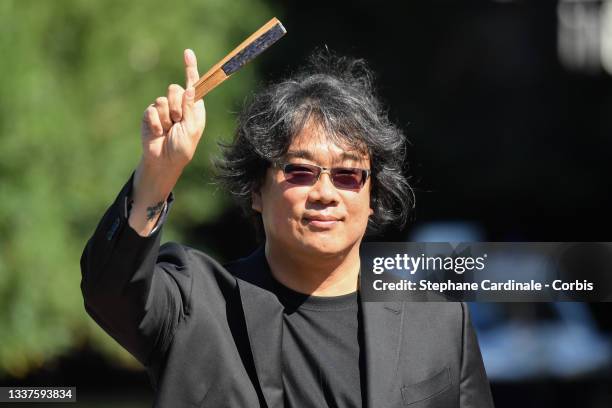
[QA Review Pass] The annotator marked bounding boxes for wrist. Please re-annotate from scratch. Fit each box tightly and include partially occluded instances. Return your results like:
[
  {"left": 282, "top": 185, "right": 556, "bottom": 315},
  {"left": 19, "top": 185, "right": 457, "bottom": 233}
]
[
  {"left": 128, "top": 161, "right": 177, "bottom": 237},
  {"left": 135, "top": 157, "right": 183, "bottom": 197}
]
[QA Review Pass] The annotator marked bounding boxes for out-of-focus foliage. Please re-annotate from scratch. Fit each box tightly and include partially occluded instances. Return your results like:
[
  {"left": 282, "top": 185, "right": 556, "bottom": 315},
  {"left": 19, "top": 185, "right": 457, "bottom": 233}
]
[{"left": 0, "top": 0, "right": 273, "bottom": 377}]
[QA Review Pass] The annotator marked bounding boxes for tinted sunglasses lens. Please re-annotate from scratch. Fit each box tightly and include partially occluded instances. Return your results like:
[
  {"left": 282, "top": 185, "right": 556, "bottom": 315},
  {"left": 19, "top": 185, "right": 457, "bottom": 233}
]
[
  {"left": 331, "top": 169, "right": 364, "bottom": 189},
  {"left": 284, "top": 164, "right": 319, "bottom": 185}
]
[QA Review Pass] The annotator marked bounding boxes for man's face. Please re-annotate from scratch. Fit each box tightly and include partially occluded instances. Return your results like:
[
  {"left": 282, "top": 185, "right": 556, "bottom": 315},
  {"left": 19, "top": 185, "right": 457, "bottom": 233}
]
[{"left": 252, "top": 121, "right": 374, "bottom": 257}]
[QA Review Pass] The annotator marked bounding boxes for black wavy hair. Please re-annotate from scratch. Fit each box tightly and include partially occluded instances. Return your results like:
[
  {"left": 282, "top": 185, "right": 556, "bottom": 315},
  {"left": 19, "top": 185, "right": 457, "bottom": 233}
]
[{"left": 214, "top": 48, "right": 413, "bottom": 240}]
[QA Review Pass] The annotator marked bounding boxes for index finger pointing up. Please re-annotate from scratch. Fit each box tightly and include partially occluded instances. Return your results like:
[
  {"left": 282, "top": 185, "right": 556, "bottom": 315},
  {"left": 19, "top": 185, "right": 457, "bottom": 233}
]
[{"left": 184, "top": 49, "right": 200, "bottom": 89}]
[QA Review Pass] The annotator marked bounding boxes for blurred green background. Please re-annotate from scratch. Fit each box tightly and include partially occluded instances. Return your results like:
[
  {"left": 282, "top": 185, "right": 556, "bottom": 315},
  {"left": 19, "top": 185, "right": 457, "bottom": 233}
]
[{"left": 0, "top": 0, "right": 275, "bottom": 381}]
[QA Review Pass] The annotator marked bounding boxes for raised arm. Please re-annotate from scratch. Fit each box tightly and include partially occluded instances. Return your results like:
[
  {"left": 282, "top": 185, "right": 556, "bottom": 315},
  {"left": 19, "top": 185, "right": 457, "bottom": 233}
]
[
  {"left": 81, "top": 50, "right": 206, "bottom": 366},
  {"left": 130, "top": 48, "right": 206, "bottom": 236}
]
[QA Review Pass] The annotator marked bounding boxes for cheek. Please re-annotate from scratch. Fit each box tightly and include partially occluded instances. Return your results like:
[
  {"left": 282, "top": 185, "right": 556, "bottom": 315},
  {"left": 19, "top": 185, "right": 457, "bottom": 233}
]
[
  {"left": 346, "top": 192, "right": 372, "bottom": 218},
  {"left": 344, "top": 194, "right": 373, "bottom": 233},
  {"left": 263, "top": 187, "right": 305, "bottom": 229}
]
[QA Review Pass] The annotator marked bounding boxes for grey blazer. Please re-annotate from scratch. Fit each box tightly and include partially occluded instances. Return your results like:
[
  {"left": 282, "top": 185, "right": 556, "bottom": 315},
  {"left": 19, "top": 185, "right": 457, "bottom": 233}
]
[{"left": 80, "top": 177, "right": 495, "bottom": 408}]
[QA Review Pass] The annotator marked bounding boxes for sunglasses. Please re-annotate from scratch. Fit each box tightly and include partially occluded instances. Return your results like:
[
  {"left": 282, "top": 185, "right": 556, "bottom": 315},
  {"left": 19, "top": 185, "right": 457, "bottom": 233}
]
[{"left": 276, "top": 162, "right": 371, "bottom": 190}]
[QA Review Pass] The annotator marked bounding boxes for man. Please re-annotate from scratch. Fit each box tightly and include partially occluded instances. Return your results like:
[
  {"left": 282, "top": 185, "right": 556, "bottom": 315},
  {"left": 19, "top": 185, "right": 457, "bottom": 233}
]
[{"left": 81, "top": 48, "right": 494, "bottom": 407}]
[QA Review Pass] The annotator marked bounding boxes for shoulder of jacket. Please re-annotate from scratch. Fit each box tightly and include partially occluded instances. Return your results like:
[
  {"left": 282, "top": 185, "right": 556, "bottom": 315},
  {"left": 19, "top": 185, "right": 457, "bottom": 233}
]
[{"left": 158, "top": 242, "right": 234, "bottom": 279}]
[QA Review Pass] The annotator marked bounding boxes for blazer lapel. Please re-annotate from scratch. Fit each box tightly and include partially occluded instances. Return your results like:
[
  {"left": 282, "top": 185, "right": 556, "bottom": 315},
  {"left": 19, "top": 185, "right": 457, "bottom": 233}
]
[
  {"left": 228, "top": 246, "right": 406, "bottom": 408},
  {"left": 228, "top": 247, "right": 284, "bottom": 408},
  {"left": 361, "top": 300, "right": 405, "bottom": 408}
]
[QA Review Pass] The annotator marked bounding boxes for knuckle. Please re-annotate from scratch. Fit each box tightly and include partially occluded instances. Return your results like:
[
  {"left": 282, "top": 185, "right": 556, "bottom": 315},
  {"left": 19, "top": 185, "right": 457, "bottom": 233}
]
[
  {"left": 152, "top": 121, "right": 163, "bottom": 133},
  {"left": 156, "top": 105, "right": 169, "bottom": 118},
  {"left": 144, "top": 106, "right": 156, "bottom": 118},
  {"left": 168, "top": 83, "right": 183, "bottom": 93},
  {"left": 155, "top": 96, "right": 167, "bottom": 106},
  {"left": 160, "top": 114, "right": 172, "bottom": 125}
]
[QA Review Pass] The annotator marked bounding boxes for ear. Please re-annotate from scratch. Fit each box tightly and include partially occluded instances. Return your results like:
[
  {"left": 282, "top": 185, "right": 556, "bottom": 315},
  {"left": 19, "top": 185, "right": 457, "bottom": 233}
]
[{"left": 252, "top": 189, "right": 263, "bottom": 213}]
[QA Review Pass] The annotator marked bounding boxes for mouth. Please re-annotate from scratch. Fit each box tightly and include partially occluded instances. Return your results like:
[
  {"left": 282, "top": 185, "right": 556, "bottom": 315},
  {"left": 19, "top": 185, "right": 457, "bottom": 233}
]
[{"left": 303, "top": 215, "right": 342, "bottom": 229}]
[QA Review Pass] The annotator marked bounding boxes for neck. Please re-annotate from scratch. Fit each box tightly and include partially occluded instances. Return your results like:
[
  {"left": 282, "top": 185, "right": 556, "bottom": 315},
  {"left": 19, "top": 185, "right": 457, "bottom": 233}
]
[{"left": 265, "top": 241, "right": 361, "bottom": 296}]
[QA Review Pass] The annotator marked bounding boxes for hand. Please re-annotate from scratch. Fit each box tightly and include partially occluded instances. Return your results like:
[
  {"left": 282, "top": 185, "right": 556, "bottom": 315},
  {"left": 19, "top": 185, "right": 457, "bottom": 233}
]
[{"left": 140, "top": 49, "right": 206, "bottom": 172}]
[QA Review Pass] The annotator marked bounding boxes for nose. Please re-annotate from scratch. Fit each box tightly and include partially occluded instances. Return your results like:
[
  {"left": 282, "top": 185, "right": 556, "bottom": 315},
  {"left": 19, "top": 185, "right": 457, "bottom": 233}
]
[{"left": 308, "top": 172, "right": 340, "bottom": 204}]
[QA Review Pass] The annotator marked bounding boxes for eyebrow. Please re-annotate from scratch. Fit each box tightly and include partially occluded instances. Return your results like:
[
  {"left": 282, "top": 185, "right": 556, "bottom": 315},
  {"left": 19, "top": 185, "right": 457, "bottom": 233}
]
[{"left": 285, "top": 149, "right": 366, "bottom": 163}]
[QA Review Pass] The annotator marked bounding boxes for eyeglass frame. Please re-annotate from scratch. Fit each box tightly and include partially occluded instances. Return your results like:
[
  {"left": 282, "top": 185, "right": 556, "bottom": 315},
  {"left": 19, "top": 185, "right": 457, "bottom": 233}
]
[{"left": 272, "top": 161, "right": 372, "bottom": 190}]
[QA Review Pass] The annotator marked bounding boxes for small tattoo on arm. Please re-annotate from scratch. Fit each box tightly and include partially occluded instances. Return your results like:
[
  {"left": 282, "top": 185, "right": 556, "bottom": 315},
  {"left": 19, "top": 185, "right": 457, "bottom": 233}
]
[{"left": 146, "top": 201, "right": 165, "bottom": 221}]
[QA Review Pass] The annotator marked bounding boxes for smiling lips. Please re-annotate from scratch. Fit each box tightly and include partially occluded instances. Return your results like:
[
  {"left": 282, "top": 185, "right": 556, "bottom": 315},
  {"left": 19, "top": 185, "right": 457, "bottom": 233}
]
[{"left": 303, "top": 214, "right": 342, "bottom": 229}]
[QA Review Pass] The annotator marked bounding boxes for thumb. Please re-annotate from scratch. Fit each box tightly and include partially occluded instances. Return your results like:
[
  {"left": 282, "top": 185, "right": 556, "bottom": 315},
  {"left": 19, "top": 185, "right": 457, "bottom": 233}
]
[{"left": 181, "top": 87, "right": 195, "bottom": 125}]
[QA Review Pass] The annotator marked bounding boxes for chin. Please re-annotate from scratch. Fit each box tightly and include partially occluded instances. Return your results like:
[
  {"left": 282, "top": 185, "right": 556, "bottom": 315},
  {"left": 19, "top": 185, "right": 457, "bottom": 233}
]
[{"left": 299, "top": 236, "right": 352, "bottom": 257}]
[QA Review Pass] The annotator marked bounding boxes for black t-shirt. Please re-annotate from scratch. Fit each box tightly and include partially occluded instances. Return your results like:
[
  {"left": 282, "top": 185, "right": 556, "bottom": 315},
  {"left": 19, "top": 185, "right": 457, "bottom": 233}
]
[{"left": 269, "top": 276, "right": 364, "bottom": 408}]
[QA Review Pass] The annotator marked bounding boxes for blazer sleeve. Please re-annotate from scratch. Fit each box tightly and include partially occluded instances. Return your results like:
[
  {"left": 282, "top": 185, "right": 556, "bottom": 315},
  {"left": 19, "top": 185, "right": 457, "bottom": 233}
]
[
  {"left": 80, "top": 174, "right": 193, "bottom": 366},
  {"left": 459, "top": 302, "right": 495, "bottom": 408}
]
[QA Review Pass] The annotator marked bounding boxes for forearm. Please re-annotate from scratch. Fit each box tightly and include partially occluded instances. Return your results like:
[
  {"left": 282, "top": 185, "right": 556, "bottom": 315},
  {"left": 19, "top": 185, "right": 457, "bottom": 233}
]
[
  {"left": 129, "top": 158, "right": 183, "bottom": 236},
  {"left": 80, "top": 172, "right": 181, "bottom": 364}
]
